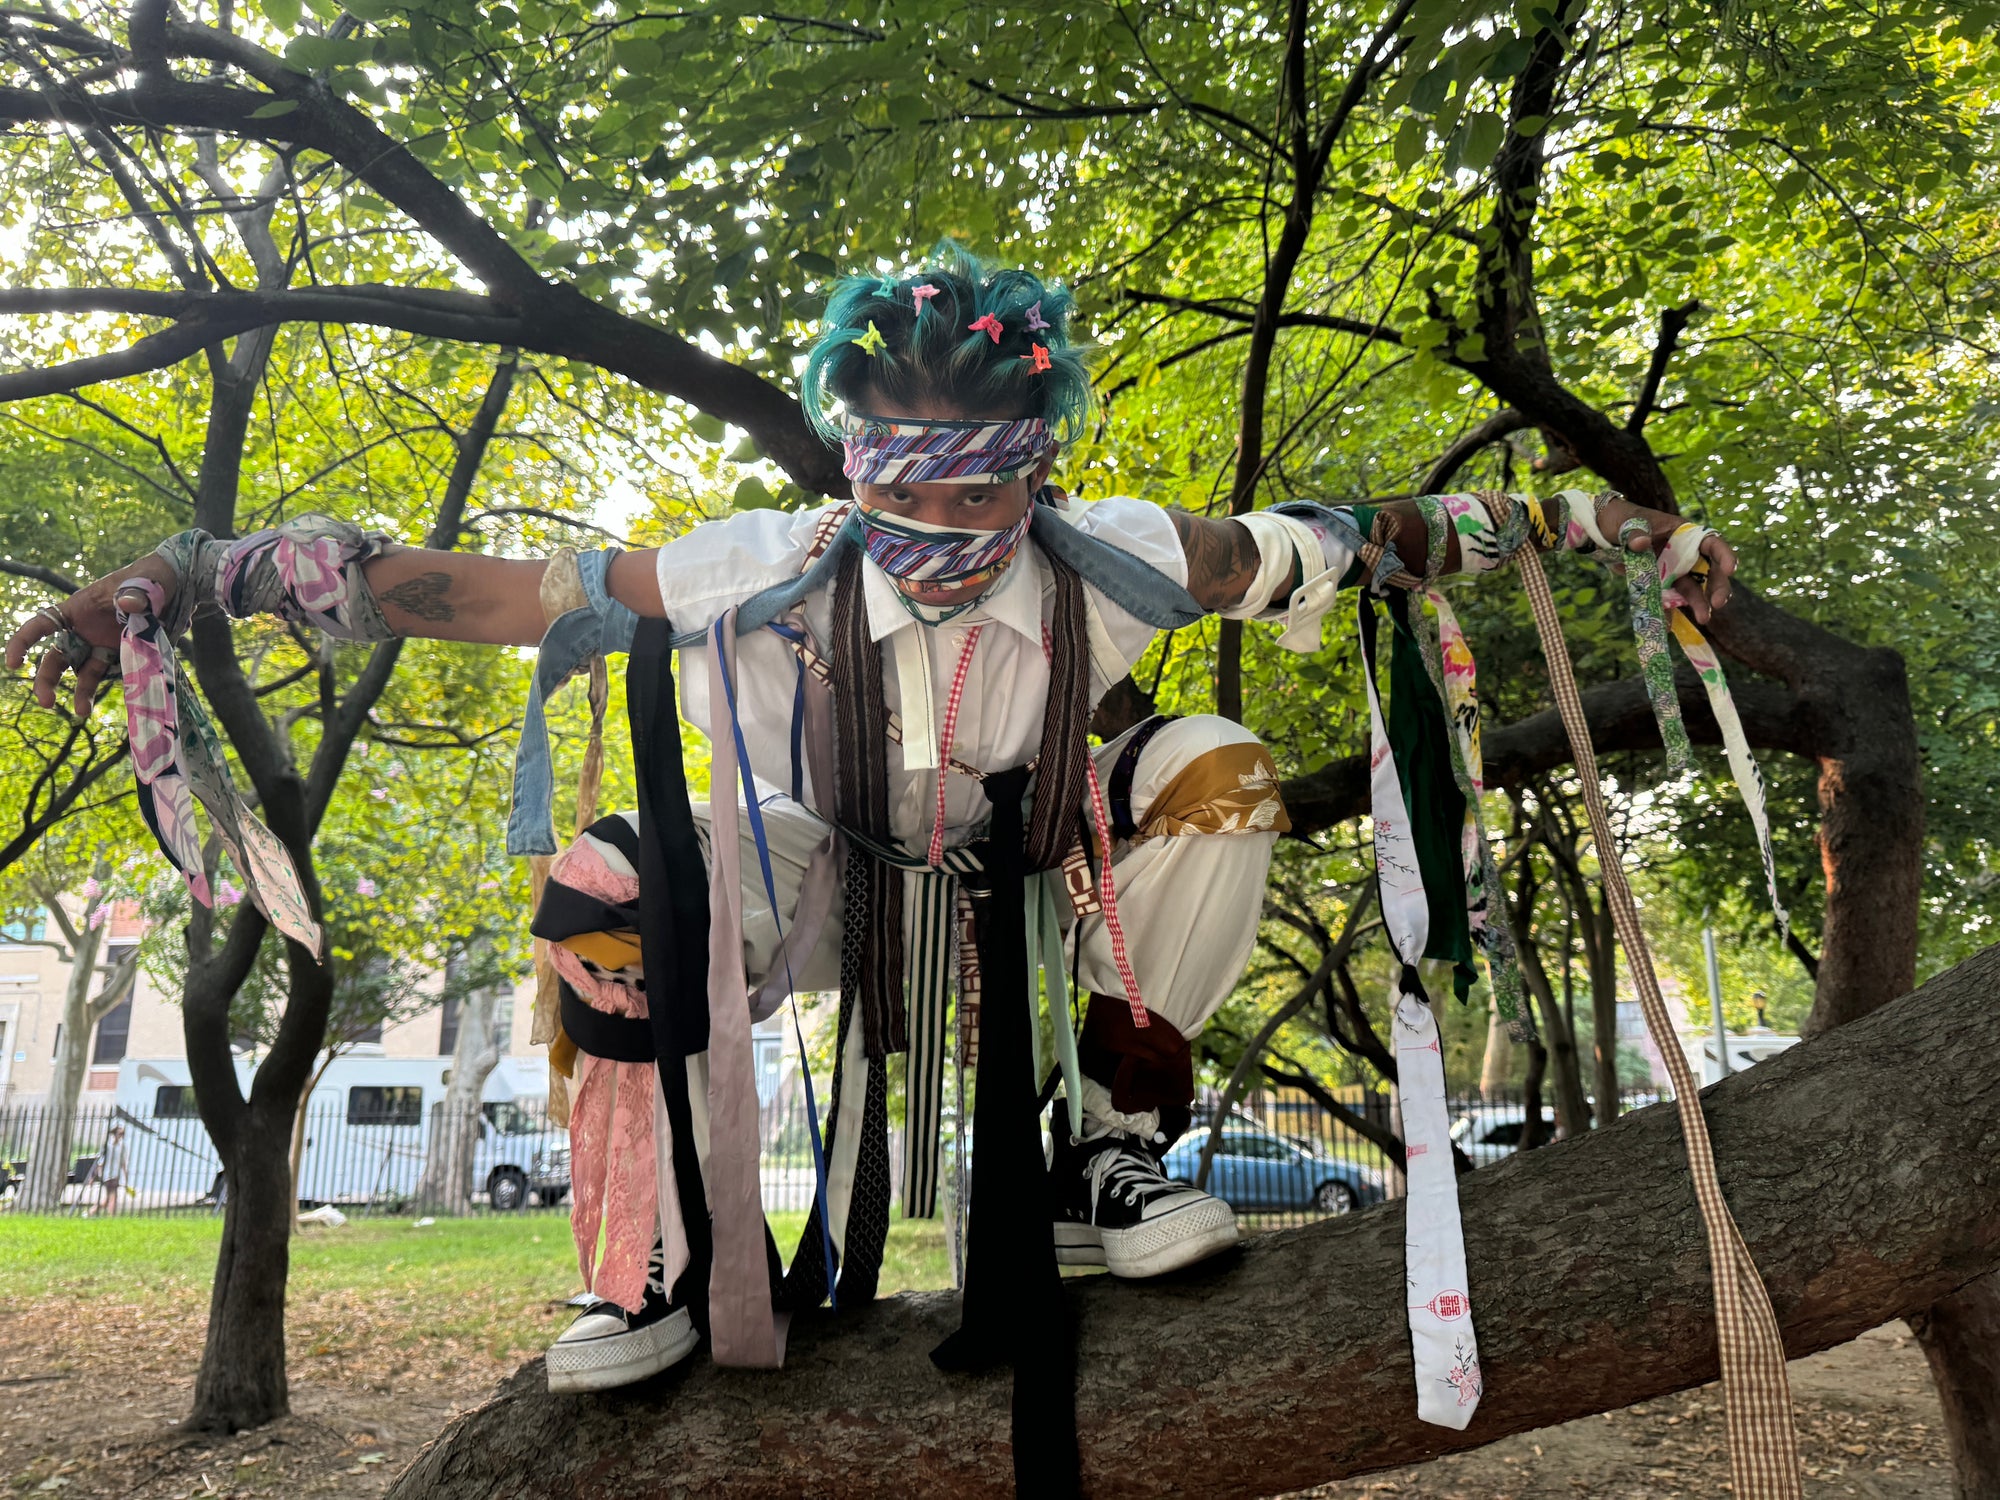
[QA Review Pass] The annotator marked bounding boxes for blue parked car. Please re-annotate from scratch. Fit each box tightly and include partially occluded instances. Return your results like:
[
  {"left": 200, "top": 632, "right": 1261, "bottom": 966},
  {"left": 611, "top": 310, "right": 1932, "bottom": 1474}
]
[{"left": 1162, "top": 1124, "right": 1386, "bottom": 1214}]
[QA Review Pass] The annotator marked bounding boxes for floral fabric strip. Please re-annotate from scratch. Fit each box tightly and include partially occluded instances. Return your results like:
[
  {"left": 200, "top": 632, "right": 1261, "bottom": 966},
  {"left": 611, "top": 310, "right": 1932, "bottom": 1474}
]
[
  {"left": 118, "top": 579, "right": 209, "bottom": 907},
  {"left": 1417, "top": 588, "right": 1530, "bottom": 1026},
  {"left": 1358, "top": 596, "right": 1482, "bottom": 1431},
  {"left": 1665, "top": 608, "right": 1792, "bottom": 938},
  {"left": 117, "top": 569, "right": 324, "bottom": 954},
  {"left": 217, "top": 516, "right": 396, "bottom": 640},
  {"left": 1617, "top": 517, "right": 1695, "bottom": 776},
  {"left": 118, "top": 516, "right": 396, "bottom": 955},
  {"left": 1437, "top": 490, "right": 1530, "bottom": 574}
]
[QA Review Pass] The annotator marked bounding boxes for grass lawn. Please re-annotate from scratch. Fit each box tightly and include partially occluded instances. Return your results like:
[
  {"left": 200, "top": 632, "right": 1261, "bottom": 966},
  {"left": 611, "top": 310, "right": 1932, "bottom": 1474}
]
[{"left": 0, "top": 1210, "right": 954, "bottom": 1377}]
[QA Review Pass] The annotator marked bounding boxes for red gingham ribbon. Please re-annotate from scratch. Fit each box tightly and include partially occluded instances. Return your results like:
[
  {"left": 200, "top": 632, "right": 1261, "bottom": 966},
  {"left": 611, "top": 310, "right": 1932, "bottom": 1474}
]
[
  {"left": 1039, "top": 624, "right": 1146, "bottom": 1029},
  {"left": 926, "top": 625, "right": 985, "bottom": 869}
]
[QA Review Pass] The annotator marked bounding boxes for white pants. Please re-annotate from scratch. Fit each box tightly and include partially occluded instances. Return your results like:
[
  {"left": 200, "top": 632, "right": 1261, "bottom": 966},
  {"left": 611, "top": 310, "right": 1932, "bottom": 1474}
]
[{"left": 703, "top": 713, "right": 1284, "bottom": 1045}]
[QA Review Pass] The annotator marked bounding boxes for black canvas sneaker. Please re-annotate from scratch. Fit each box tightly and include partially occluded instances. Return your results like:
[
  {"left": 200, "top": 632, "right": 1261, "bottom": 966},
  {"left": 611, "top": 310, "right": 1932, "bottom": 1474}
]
[
  {"left": 1050, "top": 1125, "right": 1238, "bottom": 1278},
  {"left": 546, "top": 1241, "right": 698, "bottom": 1394}
]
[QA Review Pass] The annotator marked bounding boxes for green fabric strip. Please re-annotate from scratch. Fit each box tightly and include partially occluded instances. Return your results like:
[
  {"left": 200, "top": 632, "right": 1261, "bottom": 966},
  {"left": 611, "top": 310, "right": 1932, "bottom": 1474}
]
[
  {"left": 1035, "top": 873, "right": 1084, "bottom": 1141},
  {"left": 1618, "top": 517, "right": 1695, "bottom": 776},
  {"left": 1385, "top": 595, "right": 1475, "bottom": 996}
]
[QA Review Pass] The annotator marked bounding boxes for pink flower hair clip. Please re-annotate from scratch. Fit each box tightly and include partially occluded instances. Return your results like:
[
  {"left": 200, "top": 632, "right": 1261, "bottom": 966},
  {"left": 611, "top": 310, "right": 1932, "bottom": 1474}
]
[
  {"left": 968, "top": 313, "right": 1005, "bottom": 343},
  {"left": 911, "top": 283, "right": 941, "bottom": 314}
]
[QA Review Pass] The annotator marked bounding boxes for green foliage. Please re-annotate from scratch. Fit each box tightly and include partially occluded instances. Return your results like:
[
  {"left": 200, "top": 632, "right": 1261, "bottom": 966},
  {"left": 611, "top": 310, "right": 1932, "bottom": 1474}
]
[{"left": 1, "top": 0, "right": 1995, "bottom": 1070}]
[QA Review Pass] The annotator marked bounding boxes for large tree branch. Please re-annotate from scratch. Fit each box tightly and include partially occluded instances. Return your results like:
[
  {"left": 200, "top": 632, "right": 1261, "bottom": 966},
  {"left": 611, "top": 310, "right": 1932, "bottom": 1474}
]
[
  {"left": 1121, "top": 288, "right": 1406, "bottom": 345},
  {"left": 1418, "top": 407, "right": 1530, "bottom": 493},
  {"left": 389, "top": 945, "right": 2000, "bottom": 1498},
  {"left": 1629, "top": 299, "right": 1700, "bottom": 433},
  {"left": 0, "top": 733, "right": 127, "bottom": 875},
  {"left": 0, "top": 556, "right": 84, "bottom": 593},
  {"left": 0, "top": 56, "right": 843, "bottom": 491},
  {"left": 1279, "top": 656, "right": 1811, "bottom": 837}
]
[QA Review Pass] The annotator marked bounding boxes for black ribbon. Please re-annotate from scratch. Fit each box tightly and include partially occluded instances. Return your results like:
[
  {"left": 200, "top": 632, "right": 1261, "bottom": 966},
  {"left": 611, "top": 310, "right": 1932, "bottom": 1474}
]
[
  {"left": 629, "top": 617, "right": 718, "bottom": 1330},
  {"left": 559, "top": 981, "right": 657, "bottom": 1064},
  {"left": 931, "top": 765, "right": 1080, "bottom": 1498}
]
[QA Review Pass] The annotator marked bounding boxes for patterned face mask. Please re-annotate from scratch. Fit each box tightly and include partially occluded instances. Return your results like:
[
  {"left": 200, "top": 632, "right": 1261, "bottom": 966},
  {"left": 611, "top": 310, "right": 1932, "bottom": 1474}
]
[{"left": 856, "top": 500, "right": 1036, "bottom": 622}]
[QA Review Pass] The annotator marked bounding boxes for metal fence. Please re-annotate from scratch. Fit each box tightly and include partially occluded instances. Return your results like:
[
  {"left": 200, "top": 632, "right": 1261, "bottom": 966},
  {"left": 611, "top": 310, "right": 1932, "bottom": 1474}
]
[
  {"left": 0, "top": 1100, "right": 573, "bottom": 1218},
  {"left": 0, "top": 1083, "right": 1663, "bottom": 1224}
]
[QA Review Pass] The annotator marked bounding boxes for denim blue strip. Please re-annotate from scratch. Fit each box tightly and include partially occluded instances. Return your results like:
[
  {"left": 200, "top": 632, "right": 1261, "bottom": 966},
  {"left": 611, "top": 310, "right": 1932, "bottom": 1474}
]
[
  {"left": 505, "top": 551, "right": 639, "bottom": 856},
  {"left": 510, "top": 508, "right": 1223, "bottom": 855}
]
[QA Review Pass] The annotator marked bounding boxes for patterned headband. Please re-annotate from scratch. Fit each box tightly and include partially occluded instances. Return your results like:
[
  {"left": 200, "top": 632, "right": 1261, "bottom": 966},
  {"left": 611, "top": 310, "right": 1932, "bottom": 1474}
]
[{"left": 840, "top": 412, "right": 1055, "bottom": 485}]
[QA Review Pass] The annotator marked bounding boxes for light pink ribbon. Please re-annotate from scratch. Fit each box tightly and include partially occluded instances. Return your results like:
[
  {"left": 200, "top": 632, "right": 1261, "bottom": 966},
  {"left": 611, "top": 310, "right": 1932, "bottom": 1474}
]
[{"left": 704, "top": 611, "right": 784, "bottom": 1368}]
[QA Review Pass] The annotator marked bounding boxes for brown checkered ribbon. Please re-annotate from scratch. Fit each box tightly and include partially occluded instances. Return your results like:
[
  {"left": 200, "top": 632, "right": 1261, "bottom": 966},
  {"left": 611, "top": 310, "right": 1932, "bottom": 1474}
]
[{"left": 1514, "top": 539, "right": 1803, "bottom": 1499}]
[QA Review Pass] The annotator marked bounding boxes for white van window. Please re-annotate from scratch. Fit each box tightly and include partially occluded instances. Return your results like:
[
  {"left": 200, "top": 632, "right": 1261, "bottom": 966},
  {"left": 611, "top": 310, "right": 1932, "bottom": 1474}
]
[
  {"left": 347, "top": 1086, "right": 423, "bottom": 1126},
  {"left": 154, "top": 1084, "right": 197, "bottom": 1118}
]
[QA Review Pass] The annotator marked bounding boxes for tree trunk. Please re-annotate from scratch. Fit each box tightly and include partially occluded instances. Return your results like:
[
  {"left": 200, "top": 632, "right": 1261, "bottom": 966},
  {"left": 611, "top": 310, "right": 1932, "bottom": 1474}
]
[
  {"left": 175, "top": 335, "right": 517, "bottom": 1431},
  {"left": 1907, "top": 1275, "right": 2000, "bottom": 1496},
  {"left": 1516, "top": 1029, "right": 1549, "bottom": 1152},
  {"left": 289, "top": 1050, "right": 342, "bottom": 1230},
  {"left": 418, "top": 953, "right": 507, "bottom": 1215},
  {"left": 187, "top": 1109, "right": 295, "bottom": 1432},
  {"left": 1477, "top": 994, "right": 1512, "bottom": 1096},
  {"left": 1515, "top": 932, "right": 1588, "bottom": 1139},
  {"left": 1585, "top": 891, "right": 1620, "bottom": 1121},
  {"left": 18, "top": 896, "right": 110, "bottom": 1212},
  {"left": 388, "top": 946, "right": 2000, "bottom": 1500}
]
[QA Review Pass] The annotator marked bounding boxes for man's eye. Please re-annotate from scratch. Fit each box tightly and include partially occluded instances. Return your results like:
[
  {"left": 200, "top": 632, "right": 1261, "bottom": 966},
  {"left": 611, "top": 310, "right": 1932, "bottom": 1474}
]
[{"left": 958, "top": 493, "right": 992, "bottom": 507}]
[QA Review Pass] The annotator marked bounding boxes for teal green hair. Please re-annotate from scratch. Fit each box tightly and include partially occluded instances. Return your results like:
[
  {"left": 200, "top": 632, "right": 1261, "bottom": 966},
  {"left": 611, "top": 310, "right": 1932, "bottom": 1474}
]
[{"left": 802, "top": 242, "right": 1095, "bottom": 447}]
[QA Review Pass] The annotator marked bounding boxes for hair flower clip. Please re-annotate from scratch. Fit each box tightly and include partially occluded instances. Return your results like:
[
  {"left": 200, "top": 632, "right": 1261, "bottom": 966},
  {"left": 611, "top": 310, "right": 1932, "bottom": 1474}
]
[
  {"left": 968, "top": 312, "right": 1005, "bottom": 344},
  {"left": 855, "top": 321, "right": 887, "bottom": 356},
  {"left": 911, "top": 283, "right": 941, "bottom": 313},
  {"left": 1024, "top": 300, "right": 1050, "bottom": 332},
  {"left": 1021, "top": 342, "right": 1053, "bottom": 373}
]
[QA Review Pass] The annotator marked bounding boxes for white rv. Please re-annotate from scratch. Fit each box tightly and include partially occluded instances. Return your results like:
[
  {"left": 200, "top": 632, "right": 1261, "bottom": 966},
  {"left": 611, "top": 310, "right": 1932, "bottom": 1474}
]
[{"left": 110, "top": 1054, "right": 566, "bottom": 1211}]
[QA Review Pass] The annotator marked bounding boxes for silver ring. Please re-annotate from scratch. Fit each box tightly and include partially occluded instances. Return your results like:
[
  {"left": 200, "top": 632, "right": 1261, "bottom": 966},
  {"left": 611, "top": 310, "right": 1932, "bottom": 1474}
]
[
  {"left": 36, "top": 602, "right": 70, "bottom": 631},
  {"left": 58, "top": 630, "right": 93, "bottom": 671}
]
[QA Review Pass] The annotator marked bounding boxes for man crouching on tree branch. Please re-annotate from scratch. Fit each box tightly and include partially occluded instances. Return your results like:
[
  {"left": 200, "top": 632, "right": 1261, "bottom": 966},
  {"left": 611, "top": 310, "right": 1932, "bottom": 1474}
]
[{"left": 10, "top": 245, "right": 1733, "bottom": 1486}]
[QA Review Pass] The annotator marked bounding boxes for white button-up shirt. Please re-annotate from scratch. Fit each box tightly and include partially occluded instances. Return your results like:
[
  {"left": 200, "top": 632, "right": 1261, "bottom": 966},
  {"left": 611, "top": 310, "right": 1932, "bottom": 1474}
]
[{"left": 656, "top": 497, "right": 1184, "bottom": 849}]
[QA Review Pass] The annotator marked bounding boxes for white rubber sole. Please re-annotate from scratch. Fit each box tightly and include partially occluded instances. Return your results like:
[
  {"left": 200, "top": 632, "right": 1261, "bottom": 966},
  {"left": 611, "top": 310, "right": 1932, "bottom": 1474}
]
[
  {"left": 1053, "top": 1196, "right": 1239, "bottom": 1278},
  {"left": 546, "top": 1306, "right": 699, "bottom": 1394}
]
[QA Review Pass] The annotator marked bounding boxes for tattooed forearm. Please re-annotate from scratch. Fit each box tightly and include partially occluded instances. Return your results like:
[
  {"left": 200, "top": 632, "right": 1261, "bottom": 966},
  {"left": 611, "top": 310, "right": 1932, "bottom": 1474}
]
[
  {"left": 379, "top": 571, "right": 456, "bottom": 623},
  {"left": 1170, "top": 510, "right": 1266, "bottom": 612}
]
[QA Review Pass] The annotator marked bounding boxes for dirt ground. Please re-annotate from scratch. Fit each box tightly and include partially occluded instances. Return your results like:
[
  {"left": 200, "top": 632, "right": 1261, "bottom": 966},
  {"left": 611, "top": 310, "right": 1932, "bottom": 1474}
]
[
  {"left": 0, "top": 1279, "right": 514, "bottom": 1499},
  {"left": 3, "top": 1307, "right": 1952, "bottom": 1498},
  {"left": 1302, "top": 1323, "right": 1951, "bottom": 1500}
]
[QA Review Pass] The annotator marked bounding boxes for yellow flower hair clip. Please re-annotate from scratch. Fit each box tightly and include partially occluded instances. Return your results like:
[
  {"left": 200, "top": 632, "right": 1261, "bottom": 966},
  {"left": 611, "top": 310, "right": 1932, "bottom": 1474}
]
[{"left": 855, "top": 321, "right": 887, "bottom": 356}]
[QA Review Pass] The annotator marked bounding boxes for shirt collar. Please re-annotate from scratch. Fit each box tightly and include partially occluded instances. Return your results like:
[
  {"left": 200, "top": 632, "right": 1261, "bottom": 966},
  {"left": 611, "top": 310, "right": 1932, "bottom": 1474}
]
[{"left": 861, "top": 540, "right": 1048, "bottom": 646}]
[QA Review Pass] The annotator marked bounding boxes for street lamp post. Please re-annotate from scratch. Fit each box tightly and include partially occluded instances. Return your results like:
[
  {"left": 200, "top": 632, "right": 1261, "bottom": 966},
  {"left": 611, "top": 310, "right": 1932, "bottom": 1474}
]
[{"left": 1702, "top": 913, "right": 1732, "bottom": 1082}]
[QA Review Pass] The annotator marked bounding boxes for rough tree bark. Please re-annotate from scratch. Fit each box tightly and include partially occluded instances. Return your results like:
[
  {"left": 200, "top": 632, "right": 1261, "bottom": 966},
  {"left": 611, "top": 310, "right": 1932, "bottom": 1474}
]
[{"left": 390, "top": 946, "right": 2000, "bottom": 1500}]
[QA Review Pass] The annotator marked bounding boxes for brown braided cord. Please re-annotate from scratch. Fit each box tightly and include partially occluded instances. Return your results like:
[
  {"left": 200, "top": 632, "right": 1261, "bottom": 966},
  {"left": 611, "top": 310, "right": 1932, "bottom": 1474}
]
[
  {"left": 1514, "top": 541, "right": 1803, "bottom": 1499},
  {"left": 1357, "top": 508, "right": 1423, "bottom": 592}
]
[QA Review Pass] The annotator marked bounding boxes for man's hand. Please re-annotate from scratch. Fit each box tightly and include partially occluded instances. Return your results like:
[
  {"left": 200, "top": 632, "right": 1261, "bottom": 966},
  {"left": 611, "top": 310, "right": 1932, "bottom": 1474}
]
[
  {"left": 5, "top": 554, "right": 178, "bottom": 717},
  {"left": 1596, "top": 495, "right": 1737, "bottom": 625}
]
